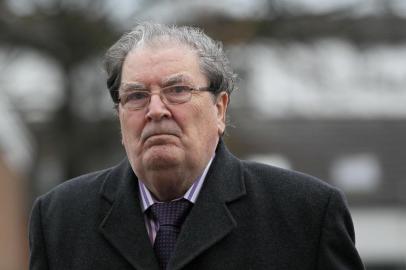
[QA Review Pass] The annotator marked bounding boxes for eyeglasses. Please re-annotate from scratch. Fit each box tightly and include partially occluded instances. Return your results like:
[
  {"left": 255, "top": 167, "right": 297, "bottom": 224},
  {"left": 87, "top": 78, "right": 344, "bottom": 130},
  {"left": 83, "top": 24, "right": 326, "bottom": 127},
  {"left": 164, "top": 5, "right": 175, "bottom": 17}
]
[{"left": 117, "top": 85, "right": 211, "bottom": 110}]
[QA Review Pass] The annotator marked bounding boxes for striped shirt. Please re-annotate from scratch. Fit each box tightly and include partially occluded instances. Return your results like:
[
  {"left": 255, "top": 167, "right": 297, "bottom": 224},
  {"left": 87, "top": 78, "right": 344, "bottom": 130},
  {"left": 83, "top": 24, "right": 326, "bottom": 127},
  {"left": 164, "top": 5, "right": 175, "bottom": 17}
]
[{"left": 138, "top": 156, "right": 214, "bottom": 244}]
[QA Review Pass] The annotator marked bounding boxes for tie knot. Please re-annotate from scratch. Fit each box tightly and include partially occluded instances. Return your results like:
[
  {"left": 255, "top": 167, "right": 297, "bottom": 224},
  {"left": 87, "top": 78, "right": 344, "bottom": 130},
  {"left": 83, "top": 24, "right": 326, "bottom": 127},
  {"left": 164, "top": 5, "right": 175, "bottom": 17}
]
[{"left": 149, "top": 199, "right": 192, "bottom": 227}]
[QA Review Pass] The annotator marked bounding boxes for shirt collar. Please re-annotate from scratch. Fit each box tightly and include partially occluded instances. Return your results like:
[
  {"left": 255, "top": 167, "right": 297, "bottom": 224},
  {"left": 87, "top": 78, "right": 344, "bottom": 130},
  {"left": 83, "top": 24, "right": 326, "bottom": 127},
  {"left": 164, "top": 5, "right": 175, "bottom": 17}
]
[{"left": 138, "top": 155, "right": 215, "bottom": 212}]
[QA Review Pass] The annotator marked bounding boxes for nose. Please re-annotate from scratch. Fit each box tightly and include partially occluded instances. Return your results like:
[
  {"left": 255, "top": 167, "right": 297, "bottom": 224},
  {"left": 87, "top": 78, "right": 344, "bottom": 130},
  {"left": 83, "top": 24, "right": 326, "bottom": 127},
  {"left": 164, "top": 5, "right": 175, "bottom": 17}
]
[{"left": 146, "top": 93, "right": 171, "bottom": 121}]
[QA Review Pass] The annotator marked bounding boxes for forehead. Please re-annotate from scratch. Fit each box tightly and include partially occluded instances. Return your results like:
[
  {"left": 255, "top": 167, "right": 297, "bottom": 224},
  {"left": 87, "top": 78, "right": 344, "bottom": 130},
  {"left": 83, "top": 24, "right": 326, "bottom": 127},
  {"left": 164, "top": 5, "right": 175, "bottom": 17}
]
[{"left": 121, "top": 44, "right": 206, "bottom": 85}]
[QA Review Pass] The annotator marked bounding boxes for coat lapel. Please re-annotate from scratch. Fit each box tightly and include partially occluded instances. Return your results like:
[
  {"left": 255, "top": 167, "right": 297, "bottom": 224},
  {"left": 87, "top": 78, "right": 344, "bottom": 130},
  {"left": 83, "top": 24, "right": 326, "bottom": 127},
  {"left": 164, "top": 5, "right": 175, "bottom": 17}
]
[
  {"left": 96, "top": 141, "right": 245, "bottom": 270},
  {"left": 98, "top": 160, "right": 160, "bottom": 270},
  {"left": 169, "top": 141, "right": 246, "bottom": 270}
]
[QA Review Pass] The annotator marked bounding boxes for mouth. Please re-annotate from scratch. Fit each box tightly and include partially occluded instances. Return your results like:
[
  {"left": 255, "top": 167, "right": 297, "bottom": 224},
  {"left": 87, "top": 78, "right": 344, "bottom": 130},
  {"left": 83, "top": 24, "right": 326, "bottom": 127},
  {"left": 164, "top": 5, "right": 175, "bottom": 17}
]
[
  {"left": 146, "top": 133, "right": 175, "bottom": 141},
  {"left": 141, "top": 123, "right": 182, "bottom": 143},
  {"left": 146, "top": 133, "right": 177, "bottom": 141},
  {"left": 143, "top": 132, "right": 179, "bottom": 142}
]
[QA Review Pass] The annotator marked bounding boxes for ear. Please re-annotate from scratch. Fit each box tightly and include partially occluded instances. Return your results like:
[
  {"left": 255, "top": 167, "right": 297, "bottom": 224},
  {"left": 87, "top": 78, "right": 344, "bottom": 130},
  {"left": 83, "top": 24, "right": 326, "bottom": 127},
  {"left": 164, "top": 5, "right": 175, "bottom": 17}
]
[
  {"left": 215, "top": 92, "right": 229, "bottom": 136},
  {"left": 118, "top": 107, "right": 125, "bottom": 146}
]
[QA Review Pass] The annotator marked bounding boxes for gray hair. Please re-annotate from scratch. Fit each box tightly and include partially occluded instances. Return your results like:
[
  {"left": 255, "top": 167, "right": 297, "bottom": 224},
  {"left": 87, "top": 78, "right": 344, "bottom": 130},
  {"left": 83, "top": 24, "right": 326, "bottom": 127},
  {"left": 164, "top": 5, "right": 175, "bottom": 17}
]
[{"left": 104, "top": 22, "right": 237, "bottom": 104}]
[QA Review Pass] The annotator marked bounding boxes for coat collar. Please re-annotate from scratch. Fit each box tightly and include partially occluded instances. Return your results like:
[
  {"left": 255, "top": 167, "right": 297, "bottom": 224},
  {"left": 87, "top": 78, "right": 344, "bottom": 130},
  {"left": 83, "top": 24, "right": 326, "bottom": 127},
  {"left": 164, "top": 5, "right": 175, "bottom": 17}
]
[{"left": 98, "top": 140, "right": 246, "bottom": 270}]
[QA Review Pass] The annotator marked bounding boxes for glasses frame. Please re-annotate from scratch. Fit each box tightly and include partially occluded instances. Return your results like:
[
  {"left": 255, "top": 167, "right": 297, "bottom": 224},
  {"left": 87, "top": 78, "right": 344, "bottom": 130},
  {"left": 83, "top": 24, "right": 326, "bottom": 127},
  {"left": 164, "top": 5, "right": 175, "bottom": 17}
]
[{"left": 116, "top": 85, "right": 212, "bottom": 110}]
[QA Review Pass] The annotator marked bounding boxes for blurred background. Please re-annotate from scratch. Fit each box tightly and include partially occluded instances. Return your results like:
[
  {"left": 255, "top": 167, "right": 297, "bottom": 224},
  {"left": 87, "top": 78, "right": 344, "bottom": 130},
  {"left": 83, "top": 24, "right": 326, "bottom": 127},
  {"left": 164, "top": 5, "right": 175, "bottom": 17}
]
[{"left": 1, "top": 0, "right": 405, "bottom": 269}]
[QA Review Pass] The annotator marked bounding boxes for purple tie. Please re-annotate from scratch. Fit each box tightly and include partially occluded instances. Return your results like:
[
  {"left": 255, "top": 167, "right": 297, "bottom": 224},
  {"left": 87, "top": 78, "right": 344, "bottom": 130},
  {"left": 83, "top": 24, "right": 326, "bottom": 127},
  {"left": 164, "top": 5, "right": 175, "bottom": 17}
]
[{"left": 149, "top": 199, "right": 192, "bottom": 270}]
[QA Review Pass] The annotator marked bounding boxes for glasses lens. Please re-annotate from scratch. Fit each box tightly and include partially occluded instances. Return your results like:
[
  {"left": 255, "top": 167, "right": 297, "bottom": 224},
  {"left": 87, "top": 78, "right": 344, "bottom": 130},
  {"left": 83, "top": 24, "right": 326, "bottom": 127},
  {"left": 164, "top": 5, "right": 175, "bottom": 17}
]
[
  {"left": 122, "top": 91, "right": 149, "bottom": 109},
  {"left": 163, "top": 86, "right": 192, "bottom": 104}
]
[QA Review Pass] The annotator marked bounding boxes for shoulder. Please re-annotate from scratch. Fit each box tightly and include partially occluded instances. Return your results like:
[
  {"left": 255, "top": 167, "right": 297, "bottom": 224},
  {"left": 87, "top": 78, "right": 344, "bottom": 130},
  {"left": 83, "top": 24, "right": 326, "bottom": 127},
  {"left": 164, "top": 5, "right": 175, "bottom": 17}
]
[
  {"left": 240, "top": 160, "right": 343, "bottom": 208},
  {"left": 33, "top": 163, "right": 121, "bottom": 216},
  {"left": 42, "top": 167, "right": 111, "bottom": 200},
  {"left": 215, "top": 142, "right": 341, "bottom": 206}
]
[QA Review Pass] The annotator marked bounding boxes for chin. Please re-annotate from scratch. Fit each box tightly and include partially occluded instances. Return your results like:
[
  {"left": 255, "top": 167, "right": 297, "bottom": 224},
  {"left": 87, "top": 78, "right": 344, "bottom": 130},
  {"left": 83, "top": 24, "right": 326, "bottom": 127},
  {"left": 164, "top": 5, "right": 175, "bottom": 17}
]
[{"left": 142, "top": 145, "right": 183, "bottom": 170}]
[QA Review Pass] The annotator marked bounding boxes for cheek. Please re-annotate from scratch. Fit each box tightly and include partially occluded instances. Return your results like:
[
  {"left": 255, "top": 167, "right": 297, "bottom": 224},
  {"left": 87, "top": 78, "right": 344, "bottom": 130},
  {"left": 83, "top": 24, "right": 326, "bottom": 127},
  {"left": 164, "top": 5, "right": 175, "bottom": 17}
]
[
  {"left": 183, "top": 105, "right": 218, "bottom": 139},
  {"left": 120, "top": 113, "right": 143, "bottom": 143}
]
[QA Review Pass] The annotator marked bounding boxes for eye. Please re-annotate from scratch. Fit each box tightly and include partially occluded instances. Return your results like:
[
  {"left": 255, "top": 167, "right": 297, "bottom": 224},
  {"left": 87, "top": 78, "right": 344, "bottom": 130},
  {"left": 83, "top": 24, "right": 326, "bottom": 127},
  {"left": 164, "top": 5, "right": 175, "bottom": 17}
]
[
  {"left": 165, "top": 85, "right": 191, "bottom": 95},
  {"left": 125, "top": 91, "right": 149, "bottom": 101}
]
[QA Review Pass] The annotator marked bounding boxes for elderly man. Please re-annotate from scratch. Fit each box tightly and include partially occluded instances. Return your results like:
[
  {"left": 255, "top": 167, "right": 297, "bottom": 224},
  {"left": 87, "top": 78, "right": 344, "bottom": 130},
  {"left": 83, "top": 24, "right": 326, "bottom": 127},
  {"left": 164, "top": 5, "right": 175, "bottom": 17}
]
[{"left": 29, "top": 23, "right": 364, "bottom": 270}]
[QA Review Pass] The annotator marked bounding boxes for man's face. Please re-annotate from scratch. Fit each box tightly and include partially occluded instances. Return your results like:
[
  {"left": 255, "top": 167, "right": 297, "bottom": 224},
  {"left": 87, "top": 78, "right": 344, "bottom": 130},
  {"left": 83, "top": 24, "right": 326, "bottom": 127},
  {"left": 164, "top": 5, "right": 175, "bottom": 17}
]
[{"left": 119, "top": 43, "right": 228, "bottom": 201}]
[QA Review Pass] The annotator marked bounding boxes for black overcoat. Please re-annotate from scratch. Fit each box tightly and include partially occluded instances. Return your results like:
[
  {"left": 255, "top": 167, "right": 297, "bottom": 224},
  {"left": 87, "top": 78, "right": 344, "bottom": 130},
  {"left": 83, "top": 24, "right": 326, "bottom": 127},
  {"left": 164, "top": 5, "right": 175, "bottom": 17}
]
[{"left": 29, "top": 141, "right": 364, "bottom": 269}]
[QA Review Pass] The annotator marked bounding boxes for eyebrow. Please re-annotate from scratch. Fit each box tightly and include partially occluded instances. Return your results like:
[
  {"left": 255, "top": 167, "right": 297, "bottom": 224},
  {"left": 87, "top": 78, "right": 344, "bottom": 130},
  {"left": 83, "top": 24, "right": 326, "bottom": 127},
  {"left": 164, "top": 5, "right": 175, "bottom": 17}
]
[
  {"left": 120, "top": 82, "right": 147, "bottom": 92},
  {"left": 161, "top": 74, "right": 193, "bottom": 87}
]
